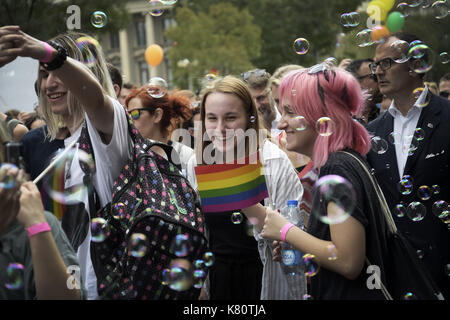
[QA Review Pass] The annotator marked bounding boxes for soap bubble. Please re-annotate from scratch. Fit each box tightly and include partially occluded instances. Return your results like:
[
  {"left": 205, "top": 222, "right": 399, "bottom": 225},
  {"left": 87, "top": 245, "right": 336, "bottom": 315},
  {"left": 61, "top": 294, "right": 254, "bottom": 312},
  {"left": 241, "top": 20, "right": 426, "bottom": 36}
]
[
  {"left": 168, "top": 259, "right": 193, "bottom": 292},
  {"left": 432, "top": 1, "right": 449, "bottom": 19},
  {"left": 440, "top": 52, "right": 450, "bottom": 64},
  {"left": 394, "top": 203, "right": 407, "bottom": 218},
  {"left": 170, "top": 233, "right": 191, "bottom": 257},
  {"left": 417, "top": 185, "right": 431, "bottom": 201},
  {"left": 203, "top": 251, "right": 215, "bottom": 267},
  {"left": 76, "top": 36, "right": 101, "bottom": 67},
  {"left": 43, "top": 148, "right": 95, "bottom": 205},
  {"left": 193, "top": 269, "right": 206, "bottom": 289},
  {"left": 128, "top": 233, "right": 148, "bottom": 258},
  {"left": 403, "top": 292, "right": 418, "bottom": 300},
  {"left": 406, "top": 202, "right": 426, "bottom": 222},
  {"left": 356, "top": 29, "right": 373, "bottom": 47},
  {"left": 340, "top": 12, "right": 360, "bottom": 28},
  {"left": 315, "top": 117, "right": 335, "bottom": 137},
  {"left": 90, "top": 11, "right": 107, "bottom": 28},
  {"left": 398, "top": 175, "right": 413, "bottom": 195},
  {"left": 294, "top": 116, "right": 308, "bottom": 131},
  {"left": 432, "top": 200, "right": 449, "bottom": 219},
  {"left": 371, "top": 136, "right": 388, "bottom": 154},
  {"left": 149, "top": 0, "right": 164, "bottom": 17},
  {"left": 303, "top": 254, "right": 320, "bottom": 277},
  {"left": 397, "top": 3, "right": 411, "bottom": 17},
  {"left": 390, "top": 40, "right": 410, "bottom": 64},
  {"left": 231, "top": 212, "right": 244, "bottom": 224},
  {"left": 5, "top": 263, "right": 24, "bottom": 290},
  {"left": 147, "top": 77, "right": 168, "bottom": 98},
  {"left": 408, "top": 44, "right": 435, "bottom": 74},
  {"left": 293, "top": 38, "right": 310, "bottom": 55},
  {"left": 91, "top": 218, "right": 110, "bottom": 242},
  {"left": 408, "top": 0, "right": 423, "bottom": 7},
  {"left": 313, "top": 175, "right": 356, "bottom": 225}
]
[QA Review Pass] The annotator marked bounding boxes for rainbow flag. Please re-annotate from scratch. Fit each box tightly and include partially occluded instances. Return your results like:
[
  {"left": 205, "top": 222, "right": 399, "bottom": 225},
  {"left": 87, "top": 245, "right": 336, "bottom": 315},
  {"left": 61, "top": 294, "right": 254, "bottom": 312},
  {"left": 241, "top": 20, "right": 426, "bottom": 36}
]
[{"left": 194, "top": 156, "right": 269, "bottom": 213}]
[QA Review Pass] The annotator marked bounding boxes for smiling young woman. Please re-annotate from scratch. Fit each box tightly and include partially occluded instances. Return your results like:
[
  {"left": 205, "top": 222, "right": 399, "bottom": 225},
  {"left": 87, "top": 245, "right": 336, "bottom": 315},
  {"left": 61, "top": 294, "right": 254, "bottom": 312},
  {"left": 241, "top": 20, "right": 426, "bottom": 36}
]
[{"left": 186, "top": 76, "right": 305, "bottom": 300}]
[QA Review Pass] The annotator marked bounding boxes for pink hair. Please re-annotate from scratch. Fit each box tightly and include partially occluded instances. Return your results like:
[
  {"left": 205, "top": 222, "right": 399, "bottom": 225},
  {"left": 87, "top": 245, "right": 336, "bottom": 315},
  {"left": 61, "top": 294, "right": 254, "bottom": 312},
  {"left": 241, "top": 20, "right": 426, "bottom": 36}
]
[{"left": 279, "top": 67, "right": 371, "bottom": 169}]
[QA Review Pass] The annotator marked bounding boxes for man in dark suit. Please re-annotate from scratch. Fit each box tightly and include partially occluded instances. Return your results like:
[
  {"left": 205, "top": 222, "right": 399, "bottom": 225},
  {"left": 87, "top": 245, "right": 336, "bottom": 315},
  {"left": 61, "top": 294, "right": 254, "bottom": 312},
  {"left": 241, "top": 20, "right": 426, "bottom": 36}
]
[{"left": 366, "top": 32, "right": 450, "bottom": 299}]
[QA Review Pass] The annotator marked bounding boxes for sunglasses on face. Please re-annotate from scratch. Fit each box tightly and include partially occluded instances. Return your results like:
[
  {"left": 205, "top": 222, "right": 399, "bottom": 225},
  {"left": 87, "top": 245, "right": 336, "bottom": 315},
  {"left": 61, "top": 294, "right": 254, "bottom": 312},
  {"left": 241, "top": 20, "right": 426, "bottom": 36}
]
[
  {"left": 129, "top": 108, "right": 152, "bottom": 120},
  {"left": 241, "top": 69, "right": 266, "bottom": 81},
  {"left": 440, "top": 91, "right": 450, "bottom": 99},
  {"left": 369, "top": 57, "right": 396, "bottom": 74}
]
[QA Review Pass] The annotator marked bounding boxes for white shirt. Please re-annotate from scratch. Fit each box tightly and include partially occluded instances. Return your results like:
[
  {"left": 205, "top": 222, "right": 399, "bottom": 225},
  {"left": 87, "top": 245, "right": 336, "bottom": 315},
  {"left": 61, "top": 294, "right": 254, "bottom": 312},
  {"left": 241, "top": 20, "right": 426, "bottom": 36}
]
[
  {"left": 388, "top": 86, "right": 427, "bottom": 178},
  {"left": 271, "top": 106, "right": 282, "bottom": 137},
  {"left": 186, "top": 140, "right": 306, "bottom": 299},
  {"left": 64, "top": 98, "right": 132, "bottom": 299}
]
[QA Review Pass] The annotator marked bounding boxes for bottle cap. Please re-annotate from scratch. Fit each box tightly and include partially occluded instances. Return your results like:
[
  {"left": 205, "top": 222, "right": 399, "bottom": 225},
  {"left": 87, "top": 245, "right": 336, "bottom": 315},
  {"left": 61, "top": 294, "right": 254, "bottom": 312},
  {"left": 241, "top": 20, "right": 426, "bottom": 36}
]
[{"left": 287, "top": 200, "right": 298, "bottom": 206}]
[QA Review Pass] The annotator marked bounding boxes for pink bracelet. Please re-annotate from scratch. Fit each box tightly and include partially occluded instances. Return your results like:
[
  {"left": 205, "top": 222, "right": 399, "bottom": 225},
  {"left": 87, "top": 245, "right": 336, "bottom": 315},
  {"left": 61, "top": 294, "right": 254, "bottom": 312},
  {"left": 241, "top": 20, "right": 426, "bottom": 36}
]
[
  {"left": 27, "top": 222, "right": 51, "bottom": 238},
  {"left": 280, "top": 223, "right": 295, "bottom": 242},
  {"left": 40, "top": 42, "right": 54, "bottom": 63}
]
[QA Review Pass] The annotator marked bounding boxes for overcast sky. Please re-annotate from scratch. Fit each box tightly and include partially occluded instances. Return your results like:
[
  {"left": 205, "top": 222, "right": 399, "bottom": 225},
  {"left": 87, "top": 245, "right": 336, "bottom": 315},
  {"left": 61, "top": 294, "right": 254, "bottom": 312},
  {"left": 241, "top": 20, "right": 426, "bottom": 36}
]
[{"left": 0, "top": 57, "right": 39, "bottom": 113}]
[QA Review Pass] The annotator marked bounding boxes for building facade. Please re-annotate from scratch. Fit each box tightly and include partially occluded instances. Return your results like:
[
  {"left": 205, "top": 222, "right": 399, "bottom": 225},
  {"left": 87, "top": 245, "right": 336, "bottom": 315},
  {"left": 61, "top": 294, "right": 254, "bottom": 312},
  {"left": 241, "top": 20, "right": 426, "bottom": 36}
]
[{"left": 99, "top": 0, "right": 176, "bottom": 87}]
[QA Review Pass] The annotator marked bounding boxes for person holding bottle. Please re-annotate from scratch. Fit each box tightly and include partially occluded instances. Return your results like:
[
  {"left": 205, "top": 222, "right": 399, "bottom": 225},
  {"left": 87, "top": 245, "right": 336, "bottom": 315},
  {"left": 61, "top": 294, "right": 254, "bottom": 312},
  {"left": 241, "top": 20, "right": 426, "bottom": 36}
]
[
  {"left": 186, "top": 76, "right": 305, "bottom": 300},
  {"left": 257, "top": 64, "right": 389, "bottom": 299}
]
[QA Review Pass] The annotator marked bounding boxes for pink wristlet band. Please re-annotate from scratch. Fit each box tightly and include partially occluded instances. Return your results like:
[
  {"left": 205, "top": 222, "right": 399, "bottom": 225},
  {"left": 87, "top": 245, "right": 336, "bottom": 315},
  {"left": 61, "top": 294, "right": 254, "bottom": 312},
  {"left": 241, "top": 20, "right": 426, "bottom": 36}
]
[
  {"left": 280, "top": 223, "right": 295, "bottom": 242},
  {"left": 27, "top": 222, "right": 51, "bottom": 238},
  {"left": 40, "top": 42, "right": 54, "bottom": 63}
]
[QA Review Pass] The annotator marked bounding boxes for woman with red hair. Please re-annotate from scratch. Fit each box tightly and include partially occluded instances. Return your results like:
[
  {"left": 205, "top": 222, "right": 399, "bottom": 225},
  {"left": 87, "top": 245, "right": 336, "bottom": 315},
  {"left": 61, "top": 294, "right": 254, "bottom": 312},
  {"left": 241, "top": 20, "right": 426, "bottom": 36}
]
[
  {"left": 259, "top": 63, "right": 391, "bottom": 299},
  {"left": 125, "top": 86, "right": 194, "bottom": 172}
]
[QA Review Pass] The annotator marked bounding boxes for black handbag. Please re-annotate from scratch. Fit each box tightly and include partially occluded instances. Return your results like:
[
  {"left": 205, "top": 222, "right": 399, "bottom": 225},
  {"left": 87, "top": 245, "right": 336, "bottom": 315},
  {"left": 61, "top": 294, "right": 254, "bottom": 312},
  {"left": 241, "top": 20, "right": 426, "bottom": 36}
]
[{"left": 342, "top": 151, "right": 444, "bottom": 300}]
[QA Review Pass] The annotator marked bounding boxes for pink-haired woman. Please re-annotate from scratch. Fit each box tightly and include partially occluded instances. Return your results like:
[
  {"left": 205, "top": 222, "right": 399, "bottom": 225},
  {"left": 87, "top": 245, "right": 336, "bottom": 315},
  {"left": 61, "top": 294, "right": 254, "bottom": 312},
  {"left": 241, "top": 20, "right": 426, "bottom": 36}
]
[{"left": 259, "top": 64, "right": 389, "bottom": 299}]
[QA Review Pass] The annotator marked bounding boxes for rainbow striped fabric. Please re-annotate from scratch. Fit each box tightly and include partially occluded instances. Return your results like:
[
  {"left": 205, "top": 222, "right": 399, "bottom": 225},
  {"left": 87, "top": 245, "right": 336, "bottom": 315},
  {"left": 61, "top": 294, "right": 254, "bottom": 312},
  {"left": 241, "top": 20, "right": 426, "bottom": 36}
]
[{"left": 194, "top": 156, "right": 269, "bottom": 213}]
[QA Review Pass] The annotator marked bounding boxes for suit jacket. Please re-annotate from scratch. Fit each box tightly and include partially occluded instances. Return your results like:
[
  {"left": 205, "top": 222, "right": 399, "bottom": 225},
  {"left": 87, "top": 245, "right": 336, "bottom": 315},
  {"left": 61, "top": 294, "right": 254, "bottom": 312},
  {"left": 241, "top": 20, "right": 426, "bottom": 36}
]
[{"left": 366, "top": 93, "right": 450, "bottom": 298}]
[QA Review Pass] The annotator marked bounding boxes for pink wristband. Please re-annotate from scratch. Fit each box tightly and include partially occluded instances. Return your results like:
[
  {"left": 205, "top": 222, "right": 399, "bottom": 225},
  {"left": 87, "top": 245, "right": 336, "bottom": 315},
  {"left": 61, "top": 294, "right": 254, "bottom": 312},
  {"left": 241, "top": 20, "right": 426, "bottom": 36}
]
[
  {"left": 40, "top": 42, "right": 54, "bottom": 63},
  {"left": 280, "top": 223, "right": 295, "bottom": 242},
  {"left": 27, "top": 222, "right": 51, "bottom": 238}
]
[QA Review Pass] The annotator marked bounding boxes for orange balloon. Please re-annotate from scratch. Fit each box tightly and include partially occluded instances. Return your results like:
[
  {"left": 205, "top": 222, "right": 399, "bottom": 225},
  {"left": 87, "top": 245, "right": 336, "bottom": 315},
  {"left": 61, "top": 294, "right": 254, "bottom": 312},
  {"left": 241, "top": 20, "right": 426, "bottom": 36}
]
[
  {"left": 371, "top": 25, "right": 390, "bottom": 42},
  {"left": 145, "top": 44, "right": 164, "bottom": 66}
]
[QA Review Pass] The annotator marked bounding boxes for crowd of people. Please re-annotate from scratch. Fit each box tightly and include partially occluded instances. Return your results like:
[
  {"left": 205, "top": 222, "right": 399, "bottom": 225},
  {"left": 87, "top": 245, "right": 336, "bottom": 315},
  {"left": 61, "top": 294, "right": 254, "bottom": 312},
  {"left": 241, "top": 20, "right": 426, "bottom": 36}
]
[{"left": 0, "top": 23, "right": 449, "bottom": 301}]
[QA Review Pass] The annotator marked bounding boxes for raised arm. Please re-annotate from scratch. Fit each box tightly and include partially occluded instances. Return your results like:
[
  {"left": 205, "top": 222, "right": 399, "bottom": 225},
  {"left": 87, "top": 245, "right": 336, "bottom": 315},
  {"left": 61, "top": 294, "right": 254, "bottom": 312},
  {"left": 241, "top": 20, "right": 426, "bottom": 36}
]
[
  {"left": 17, "top": 182, "right": 81, "bottom": 300},
  {"left": 0, "top": 26, "right": 114, "bottom": 142}
]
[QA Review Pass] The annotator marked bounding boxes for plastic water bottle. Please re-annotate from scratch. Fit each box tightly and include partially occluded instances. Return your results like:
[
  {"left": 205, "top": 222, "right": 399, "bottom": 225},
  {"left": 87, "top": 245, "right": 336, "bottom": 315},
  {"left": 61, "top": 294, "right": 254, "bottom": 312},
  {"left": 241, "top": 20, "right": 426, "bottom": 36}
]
[{"left": 280, "top": 200, "right": 305, "bottom": 299}]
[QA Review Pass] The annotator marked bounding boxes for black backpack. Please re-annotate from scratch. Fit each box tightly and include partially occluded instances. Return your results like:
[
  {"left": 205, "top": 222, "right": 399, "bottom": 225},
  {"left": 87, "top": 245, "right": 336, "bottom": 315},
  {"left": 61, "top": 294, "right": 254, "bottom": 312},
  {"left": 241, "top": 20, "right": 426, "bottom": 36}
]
[{"left": 78, "top": 110, "right": 209, "bottom": 300}]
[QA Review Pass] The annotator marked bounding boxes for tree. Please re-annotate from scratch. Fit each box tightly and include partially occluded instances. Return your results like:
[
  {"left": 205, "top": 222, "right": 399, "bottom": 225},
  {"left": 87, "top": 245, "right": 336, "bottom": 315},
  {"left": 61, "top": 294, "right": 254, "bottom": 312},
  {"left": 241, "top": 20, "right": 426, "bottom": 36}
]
[
  {"left": 165, "top": 3, "right": 262, "bottom": 91},
  {"left": 0, "top": 0, "right": 130, "bottom": 41}
]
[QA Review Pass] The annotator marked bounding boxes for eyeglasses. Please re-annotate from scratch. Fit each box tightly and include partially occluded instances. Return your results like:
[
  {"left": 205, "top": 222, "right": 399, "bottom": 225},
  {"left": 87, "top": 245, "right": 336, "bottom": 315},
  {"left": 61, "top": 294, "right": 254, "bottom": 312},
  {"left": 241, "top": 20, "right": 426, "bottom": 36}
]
[
  {"left": 440, "top": 91, "right": 450, "bottom": 99},
  {"left": 369, "top": 57, "right": 396, "bottom": 74},
  {"left": 357, "top": 73, "right": 378, "bottom": 82},
  {"left": 129, "top": 108, "right": 152, "bottom": 120},
  {"left": 241, "top": 69, "right": 266, "bottom": 81}
]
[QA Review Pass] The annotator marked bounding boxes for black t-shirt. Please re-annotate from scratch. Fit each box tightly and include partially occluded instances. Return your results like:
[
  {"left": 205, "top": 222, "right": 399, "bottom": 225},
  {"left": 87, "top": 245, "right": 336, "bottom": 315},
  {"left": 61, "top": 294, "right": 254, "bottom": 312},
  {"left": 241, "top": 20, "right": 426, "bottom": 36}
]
[
  {"left": 307, "top": 150, "right": 388, "bottom": 300},
  {"left": 204, "top": 210, "right": 260, "bottom": 259}
]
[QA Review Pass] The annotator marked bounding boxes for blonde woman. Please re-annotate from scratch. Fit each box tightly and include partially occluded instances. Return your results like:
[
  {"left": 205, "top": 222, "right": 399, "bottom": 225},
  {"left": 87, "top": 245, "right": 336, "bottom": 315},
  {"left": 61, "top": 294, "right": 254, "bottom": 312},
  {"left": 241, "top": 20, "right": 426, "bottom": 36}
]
[
  {"left": 0, "top": 26, "right": 132, "bottom": 299},
  {"left": 186, "top": 76, "right": 305, "bottom": 300}
]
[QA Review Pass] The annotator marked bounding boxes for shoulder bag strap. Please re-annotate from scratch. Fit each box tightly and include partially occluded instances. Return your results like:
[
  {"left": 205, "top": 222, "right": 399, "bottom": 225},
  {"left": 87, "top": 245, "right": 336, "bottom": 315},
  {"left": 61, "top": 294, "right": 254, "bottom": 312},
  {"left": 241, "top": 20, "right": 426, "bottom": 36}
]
[{"left": 340, "top": 151, "right": 395, "bottom": 300}]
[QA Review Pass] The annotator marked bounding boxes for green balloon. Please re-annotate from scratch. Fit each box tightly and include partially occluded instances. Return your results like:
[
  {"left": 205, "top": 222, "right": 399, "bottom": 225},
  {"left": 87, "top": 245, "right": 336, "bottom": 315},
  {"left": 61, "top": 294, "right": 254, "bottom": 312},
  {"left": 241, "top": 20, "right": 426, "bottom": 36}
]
[{"left": 387, "top": 12, "right": 405, "bottom": 33}]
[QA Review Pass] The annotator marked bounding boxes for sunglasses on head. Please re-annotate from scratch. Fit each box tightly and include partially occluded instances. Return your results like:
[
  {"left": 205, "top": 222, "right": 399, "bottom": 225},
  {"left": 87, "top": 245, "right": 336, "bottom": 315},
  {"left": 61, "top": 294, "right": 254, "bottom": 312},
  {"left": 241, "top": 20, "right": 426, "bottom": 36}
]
[{"left": 241, "top": 69, "right": 266, "bottom": 81}]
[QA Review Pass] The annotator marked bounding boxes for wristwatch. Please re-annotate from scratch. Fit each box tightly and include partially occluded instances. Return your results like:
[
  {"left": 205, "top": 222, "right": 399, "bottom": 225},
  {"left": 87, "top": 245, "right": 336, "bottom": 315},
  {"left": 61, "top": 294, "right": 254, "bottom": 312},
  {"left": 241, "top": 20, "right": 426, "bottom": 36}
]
[{"left": 40, "top": 40, "right": 68, "bottom": 71}]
